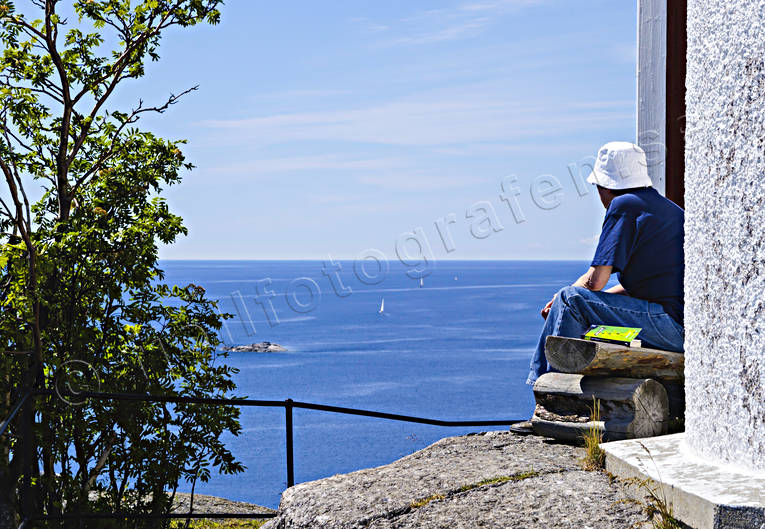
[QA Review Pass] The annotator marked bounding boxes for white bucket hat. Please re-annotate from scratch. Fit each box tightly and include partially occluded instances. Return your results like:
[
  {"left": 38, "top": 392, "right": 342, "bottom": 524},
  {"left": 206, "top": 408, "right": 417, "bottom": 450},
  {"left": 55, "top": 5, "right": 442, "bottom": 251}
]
[{"left": 586, "top": 141, "right": 653, "bottom": 190}]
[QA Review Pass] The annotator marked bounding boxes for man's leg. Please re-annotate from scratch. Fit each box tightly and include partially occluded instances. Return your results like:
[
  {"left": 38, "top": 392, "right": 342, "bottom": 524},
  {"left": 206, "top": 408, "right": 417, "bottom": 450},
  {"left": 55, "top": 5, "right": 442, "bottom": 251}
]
[{"left": 526, "top": 286, "right": 684, "bottom": 385}]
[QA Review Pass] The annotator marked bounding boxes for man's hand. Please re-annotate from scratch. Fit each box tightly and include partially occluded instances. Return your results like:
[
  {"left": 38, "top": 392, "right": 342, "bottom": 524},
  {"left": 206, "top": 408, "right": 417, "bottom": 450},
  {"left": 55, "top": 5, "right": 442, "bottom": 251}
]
[{"left": 541, "top": 295, "right": 555, "bottom": 319}]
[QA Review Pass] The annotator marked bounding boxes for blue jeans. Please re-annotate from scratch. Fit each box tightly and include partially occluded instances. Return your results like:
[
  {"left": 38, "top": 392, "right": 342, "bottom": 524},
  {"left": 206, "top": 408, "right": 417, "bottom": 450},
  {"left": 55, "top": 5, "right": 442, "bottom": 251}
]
[{"left": 526, "top": 286, "right": 684, "bottom": 385}]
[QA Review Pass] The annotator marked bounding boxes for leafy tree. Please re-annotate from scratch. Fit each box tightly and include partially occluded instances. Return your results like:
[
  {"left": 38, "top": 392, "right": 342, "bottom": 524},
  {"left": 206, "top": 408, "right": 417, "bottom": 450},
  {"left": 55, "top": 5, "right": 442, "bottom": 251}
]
[{"left": 0, "top": 1, "right": 243, "bottom": 527}]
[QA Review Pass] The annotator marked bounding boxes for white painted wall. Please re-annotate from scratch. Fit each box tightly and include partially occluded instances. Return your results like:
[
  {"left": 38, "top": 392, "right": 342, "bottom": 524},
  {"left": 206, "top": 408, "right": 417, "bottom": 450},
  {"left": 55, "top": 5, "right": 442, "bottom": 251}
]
[
  {"left": 685, "top": 0, "right": 765, "bottom": 471},
  {"left": 636, "top": 0, "right": 666, "bottom": 194}
]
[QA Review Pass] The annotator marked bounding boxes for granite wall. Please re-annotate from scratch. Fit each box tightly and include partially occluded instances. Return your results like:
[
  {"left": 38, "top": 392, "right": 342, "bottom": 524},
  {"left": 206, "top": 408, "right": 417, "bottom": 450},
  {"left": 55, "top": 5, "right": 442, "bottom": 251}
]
[{"left": 684, "top": 0, "right": 765, "bottom": 471}]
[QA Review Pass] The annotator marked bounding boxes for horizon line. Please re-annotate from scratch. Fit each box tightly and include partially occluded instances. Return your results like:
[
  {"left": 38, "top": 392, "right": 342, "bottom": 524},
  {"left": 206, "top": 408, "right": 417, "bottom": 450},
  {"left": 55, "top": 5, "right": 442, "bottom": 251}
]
[{"left": 158, "top": 257, "right": 590, "bottom": 262}]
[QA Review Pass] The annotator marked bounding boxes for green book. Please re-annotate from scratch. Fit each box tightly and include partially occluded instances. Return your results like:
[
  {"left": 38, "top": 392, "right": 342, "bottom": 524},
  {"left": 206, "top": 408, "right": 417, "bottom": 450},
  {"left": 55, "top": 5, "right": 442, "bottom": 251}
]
[{"left": 582, "top": 325, "right": 642, "bottom": 347}]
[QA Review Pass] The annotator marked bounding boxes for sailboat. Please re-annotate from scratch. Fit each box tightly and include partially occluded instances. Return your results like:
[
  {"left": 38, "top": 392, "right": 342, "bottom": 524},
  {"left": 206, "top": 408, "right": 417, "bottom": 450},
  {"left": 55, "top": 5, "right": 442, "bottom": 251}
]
[
  {"left": 419, "top": 278, "right": 424, "bottom": 288},
  {"left": 378, "top": 298, "right": 385, "bottom": 314}
]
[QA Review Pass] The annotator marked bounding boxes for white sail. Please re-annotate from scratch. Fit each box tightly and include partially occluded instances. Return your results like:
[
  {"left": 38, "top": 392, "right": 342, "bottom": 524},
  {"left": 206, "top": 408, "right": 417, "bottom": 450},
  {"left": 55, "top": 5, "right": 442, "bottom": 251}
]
[
  {"left": 379, "top": 298, "right": 384, "bottom": 313},
  {"left": 419, "top": 278, "right": 424, "bottom": 287}
]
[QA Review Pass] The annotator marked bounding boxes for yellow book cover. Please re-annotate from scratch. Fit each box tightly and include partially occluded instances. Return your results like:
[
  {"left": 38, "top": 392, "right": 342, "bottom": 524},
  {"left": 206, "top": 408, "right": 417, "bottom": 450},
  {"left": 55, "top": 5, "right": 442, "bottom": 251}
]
[{"left": 582, "top": 325, "right": 642, "bottom": 346}]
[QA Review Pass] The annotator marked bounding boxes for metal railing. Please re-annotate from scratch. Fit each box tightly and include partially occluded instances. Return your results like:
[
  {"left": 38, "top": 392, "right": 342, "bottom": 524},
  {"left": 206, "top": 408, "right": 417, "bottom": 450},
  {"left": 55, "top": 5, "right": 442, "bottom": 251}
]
[
  {"left": 0, "top": 389, "right": 32, "bottom": 438},
  {"left": 3, "top": 387, "right": 523, "bottom": 527}
]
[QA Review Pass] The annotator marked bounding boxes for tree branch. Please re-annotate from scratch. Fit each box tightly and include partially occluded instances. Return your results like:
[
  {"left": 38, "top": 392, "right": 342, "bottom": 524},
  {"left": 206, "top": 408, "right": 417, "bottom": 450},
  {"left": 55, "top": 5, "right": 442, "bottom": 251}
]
[
  {"left": 5, "top": 14, "right": 47, "bottom": 41},
  {"left": 84, "top": 430, "right": 118, "bottom": 496},
  {"left": 2, "top": 117, "right": 43, "bottom": 157},
  {"left": 42, "top": 0, "right": 74, "bottom": 220},
  {"left": 71, "top": 86, "right": 196, "bottom": 194},
  {"left": 0, "top": 159, "right": 29, "bottom": 242},
  {"left": 65, "top": 7, "right": 176, "bottom": 165}
]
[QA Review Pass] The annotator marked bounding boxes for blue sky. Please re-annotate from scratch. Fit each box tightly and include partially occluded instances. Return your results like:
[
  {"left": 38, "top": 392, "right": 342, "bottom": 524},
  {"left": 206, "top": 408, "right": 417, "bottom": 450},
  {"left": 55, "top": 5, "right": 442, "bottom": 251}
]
[{"left": 131, "top": 0, "right": 638, "bottom": 260}]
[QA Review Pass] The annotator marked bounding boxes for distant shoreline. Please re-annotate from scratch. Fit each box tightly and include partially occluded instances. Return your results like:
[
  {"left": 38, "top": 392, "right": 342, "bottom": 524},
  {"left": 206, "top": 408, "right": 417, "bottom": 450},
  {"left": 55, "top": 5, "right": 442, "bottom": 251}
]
[{"left": 158, "top": 258, "right": 592, "bottom": 262}]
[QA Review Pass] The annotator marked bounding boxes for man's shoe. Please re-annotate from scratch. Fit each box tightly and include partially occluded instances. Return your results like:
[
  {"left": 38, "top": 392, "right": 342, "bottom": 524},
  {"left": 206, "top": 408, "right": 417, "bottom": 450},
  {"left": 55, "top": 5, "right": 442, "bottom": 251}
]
[{"left": 509, "top": 420, "right": 535, "bottom": 435}]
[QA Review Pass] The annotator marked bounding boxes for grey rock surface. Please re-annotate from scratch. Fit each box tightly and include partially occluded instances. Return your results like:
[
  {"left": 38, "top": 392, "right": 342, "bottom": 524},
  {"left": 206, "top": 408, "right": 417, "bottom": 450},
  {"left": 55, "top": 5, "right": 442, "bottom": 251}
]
[
  {"left": 264, "top": 431, "right": 647, "bottom": 528},
  {"left": 172, "top": 493, "right": 275, "bottom": 521}
]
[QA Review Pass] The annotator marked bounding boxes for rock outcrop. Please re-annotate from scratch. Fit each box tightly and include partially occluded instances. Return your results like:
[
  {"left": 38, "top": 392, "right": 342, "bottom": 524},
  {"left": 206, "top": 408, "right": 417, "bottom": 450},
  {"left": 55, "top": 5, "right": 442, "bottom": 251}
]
[
  {"left": 263, "top": 431, "right": 647, "bottom": 529},
  {"left": 223, "top": 342, "right": 287, "bottom": 353}
]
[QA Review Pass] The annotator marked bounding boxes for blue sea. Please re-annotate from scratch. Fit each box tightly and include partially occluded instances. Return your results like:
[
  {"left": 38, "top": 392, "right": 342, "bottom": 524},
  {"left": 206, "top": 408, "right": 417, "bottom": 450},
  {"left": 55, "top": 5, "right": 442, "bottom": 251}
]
[{"left": 161, "top": 260, "right": 586, "bottom": 508}]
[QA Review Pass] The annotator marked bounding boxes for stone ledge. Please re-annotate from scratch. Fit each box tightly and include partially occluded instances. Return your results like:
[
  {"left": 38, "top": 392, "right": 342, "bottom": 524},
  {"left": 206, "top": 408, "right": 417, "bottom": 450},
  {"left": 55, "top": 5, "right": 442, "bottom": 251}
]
[
  {"left": 602, "top": 433, "right": 765, "bottom": 529},
  {"left": 264, "top": 431, "right": 646, "bottom": 528}
]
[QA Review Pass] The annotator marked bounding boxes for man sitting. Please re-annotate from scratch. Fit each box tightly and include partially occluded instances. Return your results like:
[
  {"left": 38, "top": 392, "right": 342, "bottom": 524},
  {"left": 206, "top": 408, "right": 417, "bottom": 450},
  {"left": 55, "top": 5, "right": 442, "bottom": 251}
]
[{"left": 512, "top": 141, "right": 684, "bottom": 434}]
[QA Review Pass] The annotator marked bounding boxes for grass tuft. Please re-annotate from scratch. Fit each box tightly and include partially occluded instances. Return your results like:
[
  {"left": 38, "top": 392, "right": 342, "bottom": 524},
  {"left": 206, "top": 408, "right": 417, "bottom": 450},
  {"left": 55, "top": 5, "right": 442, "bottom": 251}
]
[
  {"left": 409, "top": 493, "right": 445, "bottom": 509},
  {"left": 581, "top": 398, "right": 606, "bottom": 471},
  {"left": 170, "top": 520, "right": 267, "bottom": 528},
  {"left": 624, "top": 475, "right": 684, "bottom": 529},
  {"left": 459, "top": 470, "right": 539, "bottom": 492},
  {"left": 409, "top": 469, "right": 539, "bottom": 510},
  {"left": 623, "top": 443, "right": 684, "bottom": 529}
]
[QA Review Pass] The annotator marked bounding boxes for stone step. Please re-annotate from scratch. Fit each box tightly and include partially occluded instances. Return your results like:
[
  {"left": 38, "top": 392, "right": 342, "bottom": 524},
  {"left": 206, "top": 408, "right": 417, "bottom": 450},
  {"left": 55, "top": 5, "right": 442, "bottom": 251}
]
[{"left": 603, "top": 433, "right": 765, "bottom": 529}]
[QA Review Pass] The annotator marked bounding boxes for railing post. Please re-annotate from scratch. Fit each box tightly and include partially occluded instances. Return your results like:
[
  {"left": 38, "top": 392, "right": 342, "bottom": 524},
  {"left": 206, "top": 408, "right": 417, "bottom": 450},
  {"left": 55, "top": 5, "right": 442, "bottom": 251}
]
[{"left": 285, "top": 399, "right": 294, "bottom": 488}]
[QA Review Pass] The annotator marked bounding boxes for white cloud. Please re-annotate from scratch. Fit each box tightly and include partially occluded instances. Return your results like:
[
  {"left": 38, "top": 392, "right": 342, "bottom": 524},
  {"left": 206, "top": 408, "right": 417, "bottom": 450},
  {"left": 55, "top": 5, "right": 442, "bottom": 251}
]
[
  {"left": 579, "top": 235, "right": 600, "bottom": 246},
  {"left": 359, "top": 172, "right": 491, "bottom": 191},
  {"left": 198, "top": 153, "right": 492, "bottom": 191},
  {"left": 377, "top": 0, "right": 548, "bottom": 46},
  {"left": 313, "top": 193, "right": 368, "bottom": 204},
  {"left": 460, "top": 0, "right": 547, "bottom": 12},
  {"left": 251, "top": 89, "right": 355, "bottom": 99},
  {"left": 610, "top": 42, "right": 638, "bottom": 64},
  {"left": 199, "top": 94, "right": 634, "bottom": 148},
  {"left": 391, "top": 18, "right": 491, "bottom": 45},
  {"left": 348, "top": 17, "right": 390, "bottom": 34},
  {"left": 570, "top": 100, "right": 635, "bottom": 110},
  {"left": 204, "top": 154, "right": 406, "bottom": 175}
]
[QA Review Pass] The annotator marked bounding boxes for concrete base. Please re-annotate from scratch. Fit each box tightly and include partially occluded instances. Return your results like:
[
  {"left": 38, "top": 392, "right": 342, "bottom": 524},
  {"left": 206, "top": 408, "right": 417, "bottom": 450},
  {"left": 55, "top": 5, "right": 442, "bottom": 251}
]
[{"left": 602, "top": 433, "right": 765, "bottom": 529}]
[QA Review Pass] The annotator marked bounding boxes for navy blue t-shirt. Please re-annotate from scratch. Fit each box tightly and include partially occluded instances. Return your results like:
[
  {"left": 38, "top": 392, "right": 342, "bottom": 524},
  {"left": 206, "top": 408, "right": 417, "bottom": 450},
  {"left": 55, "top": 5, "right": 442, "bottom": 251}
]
[{"left": 591, "top": 187, "right": 685, "bottom": 325}]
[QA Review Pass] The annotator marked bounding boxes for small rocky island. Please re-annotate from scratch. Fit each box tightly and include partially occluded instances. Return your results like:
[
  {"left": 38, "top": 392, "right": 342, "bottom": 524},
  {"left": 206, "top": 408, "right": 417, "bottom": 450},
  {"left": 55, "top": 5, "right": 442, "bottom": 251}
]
[{"left": 222, "top": 341, "right": 287, "bottom": 353}]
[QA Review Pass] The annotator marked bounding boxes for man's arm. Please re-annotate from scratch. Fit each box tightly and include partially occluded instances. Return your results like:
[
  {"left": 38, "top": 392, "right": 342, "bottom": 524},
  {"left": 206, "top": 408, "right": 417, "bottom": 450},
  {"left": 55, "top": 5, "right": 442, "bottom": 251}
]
[
  {"left": 541, "top": 266, "right": 613, "bottom": 319},
  {"left": 572, "top": 265, "right": 612, "bottom": 291},
  {"left": 605, "top": 283, "right": 627, "bottom": 295}
]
